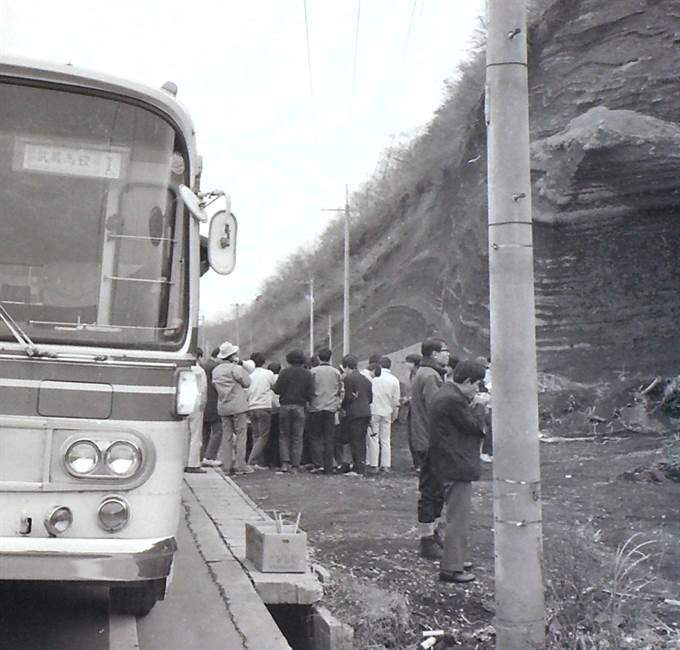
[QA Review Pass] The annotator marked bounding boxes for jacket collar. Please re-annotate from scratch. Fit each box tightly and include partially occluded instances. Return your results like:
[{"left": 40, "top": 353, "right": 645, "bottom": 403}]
[
  {"left": 420, "top": 357, "right": 446, "bottom": 377},
  {"left": 442, "top": 381, "right": 477, "bottom": 405}
]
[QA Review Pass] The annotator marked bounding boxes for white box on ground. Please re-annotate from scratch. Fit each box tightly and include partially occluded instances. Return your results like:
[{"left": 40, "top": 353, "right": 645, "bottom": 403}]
[{"left": 245, "top": 521, "right": 308, "bottom": 573}]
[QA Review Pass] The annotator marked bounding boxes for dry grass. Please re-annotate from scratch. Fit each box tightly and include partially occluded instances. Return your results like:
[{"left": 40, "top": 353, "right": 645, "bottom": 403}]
[
  {"left": 546, "top": 534, "right": 678, "bottom": 649},
  {"left": 322, "top": 572, "right": 412, "bottom": 650}
]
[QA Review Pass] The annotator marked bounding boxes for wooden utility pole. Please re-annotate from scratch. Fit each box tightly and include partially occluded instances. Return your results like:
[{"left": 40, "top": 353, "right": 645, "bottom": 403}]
[
  {"left": 327, "top": 313, "right": 332, "bottom": 349},
  {"left": 322, "top": 186, "right": 355, "bottom": 355},
  {"left": 197, "top": 314, "right": 206, "bottom": 353},
  {"left": 343, "top": 185, "right": 350, "bottom": 355},
  {"left": 233, "top": 303, "right": 241, "bottom": 348},
  {"left": 486, "top": 1, "right": 545, "bottom": 648},
  {"left": 308, "top": 278, "right": 315, "bottom": 358}
]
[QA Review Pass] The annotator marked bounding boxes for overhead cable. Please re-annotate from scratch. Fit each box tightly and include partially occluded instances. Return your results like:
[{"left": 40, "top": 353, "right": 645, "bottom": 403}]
[{"left": 303, "top": 0, "right": 314, "bottom": 100}]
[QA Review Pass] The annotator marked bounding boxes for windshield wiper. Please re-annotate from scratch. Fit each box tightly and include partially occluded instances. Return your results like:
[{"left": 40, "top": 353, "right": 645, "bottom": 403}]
[{"left": 0, "top": 301, "right": 46, "bottom": 357}]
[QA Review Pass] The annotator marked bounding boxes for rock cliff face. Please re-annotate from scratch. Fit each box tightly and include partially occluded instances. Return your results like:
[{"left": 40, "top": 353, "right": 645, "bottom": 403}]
[
  {"left": 528, "top": 0, "right": 680, "bottom": 380},
  {"left": 261, "top": 0, "right": 680, "bottom": 388}
]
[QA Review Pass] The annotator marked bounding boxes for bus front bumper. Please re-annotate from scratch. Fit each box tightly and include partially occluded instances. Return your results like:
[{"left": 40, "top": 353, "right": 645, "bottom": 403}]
[{"left": 0, "top": 536, "right": 176, "bottom": 582}]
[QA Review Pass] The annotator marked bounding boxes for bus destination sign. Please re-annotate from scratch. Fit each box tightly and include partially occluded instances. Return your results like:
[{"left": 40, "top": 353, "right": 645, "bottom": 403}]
[{"left": 20, "top": 142, "right": 123, "bottom": 179}]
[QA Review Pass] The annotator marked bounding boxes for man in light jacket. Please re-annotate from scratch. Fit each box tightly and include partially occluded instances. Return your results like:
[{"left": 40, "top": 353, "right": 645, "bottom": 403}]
[
  {"left": 246, "top": 352, "right": 276, "bottom": 469},
  {"left": 367, "top": 356, "right": 401, "bottom": 473},
  {"left": 210, "top": 341, "right": 252, "bottom": 474},
  {"left": 308, "top": 348, "right": 345, "bottom": 474}
]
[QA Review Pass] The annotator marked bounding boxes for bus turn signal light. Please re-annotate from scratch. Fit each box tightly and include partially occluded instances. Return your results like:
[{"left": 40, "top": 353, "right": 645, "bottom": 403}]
[{"left": 44, "top": 506, "right": 73, "bottom": 536}]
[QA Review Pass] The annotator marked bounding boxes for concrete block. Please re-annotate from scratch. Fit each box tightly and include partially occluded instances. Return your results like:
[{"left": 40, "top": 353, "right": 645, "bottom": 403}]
[
  {"left": 312, "top": 606, "right": 354, "bottom": 650},
  {"left": 245, "top": 521, "right": 308, "bottom": 573}
]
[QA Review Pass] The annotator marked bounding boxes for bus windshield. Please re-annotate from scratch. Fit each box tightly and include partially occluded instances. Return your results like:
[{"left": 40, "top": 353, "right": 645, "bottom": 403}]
[{"left": 0, "top": 81, "right": 189, "bottom": 351}]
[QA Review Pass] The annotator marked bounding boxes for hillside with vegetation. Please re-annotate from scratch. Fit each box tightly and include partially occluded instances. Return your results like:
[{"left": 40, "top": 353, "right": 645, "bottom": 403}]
[{"left": 205, "top": 0, "right": 680, "bottom": 419}]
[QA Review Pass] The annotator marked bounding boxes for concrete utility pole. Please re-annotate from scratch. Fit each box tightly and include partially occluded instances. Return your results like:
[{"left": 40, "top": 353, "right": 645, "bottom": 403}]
[
  {"left": 308, "top": 278, "right": 315, "bottom": 358},
  {"left": 486, "top": 2, "right": 545, "bottom": 648}
]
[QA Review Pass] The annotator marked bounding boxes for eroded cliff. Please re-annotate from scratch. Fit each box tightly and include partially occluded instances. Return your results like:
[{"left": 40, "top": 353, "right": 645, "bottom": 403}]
[{"left": 243, "top": 0, "right": 680, "bottom": 391}]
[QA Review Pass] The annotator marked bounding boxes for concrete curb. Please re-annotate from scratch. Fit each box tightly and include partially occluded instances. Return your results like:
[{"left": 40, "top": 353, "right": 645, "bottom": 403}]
[
  {"left": 187, "top": 470, "right": 323, "bottom": 605},
  {"left": 185, "top": 470, "right": 356, "bottom": 650},
  {"left": 183, "top": 476, "right": 292, "bottom": 650}
]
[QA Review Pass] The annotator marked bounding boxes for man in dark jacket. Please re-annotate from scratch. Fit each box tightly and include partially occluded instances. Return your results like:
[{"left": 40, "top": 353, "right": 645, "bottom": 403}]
[
  {"left": 428, "top": 359, "right": 486, "bottom": 583},
  {"left": 201, "top": 347, "right": 222, "bottom": 465},
  {"left": 339, "top": 354, "right": 372, "bottom": 475},
  {"left": 411, "top": 337, "right": 450, "bottom": 559},
  {"left": 273, "top": 349, "right": 314, "bottom": 472}
]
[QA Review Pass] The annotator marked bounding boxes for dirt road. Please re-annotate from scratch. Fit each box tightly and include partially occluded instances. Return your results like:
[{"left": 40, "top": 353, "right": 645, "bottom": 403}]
[{"left": 236, "top": 423, "right": 680, "bottom": 648}]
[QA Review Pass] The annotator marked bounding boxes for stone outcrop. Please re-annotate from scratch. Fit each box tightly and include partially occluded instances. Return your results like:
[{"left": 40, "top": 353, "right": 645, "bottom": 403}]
[{"left": 532, "top": 106, "right": 680, "bottom": 220}]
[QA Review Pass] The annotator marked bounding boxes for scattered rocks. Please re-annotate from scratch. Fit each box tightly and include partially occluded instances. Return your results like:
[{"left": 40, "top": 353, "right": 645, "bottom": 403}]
[{"left": 619, "top": 462, "right": 680, "bottom": 484}]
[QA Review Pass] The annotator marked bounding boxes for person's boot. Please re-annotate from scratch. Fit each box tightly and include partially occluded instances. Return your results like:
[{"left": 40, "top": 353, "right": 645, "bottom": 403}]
[
  {"left": 439, "top": 570, "right": 476, "bottom": 584},
  {"left": 419, "top": 535, "right": 443, "bottom": 560},
  {"left": 433, "top": 528, "right": 444, "bottom": 548},
  {"left": 432, "top": 530, "right": 473, "bottom": 568}
]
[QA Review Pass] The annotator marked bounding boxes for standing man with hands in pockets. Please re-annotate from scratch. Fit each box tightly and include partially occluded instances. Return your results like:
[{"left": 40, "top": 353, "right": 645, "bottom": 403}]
[{"left": 211, "top": 341, "right": 252, "bottom": 474}]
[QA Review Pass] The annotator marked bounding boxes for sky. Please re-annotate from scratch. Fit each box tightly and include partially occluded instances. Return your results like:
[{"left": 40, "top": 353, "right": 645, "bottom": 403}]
[{"left": 0, "top": 0, "right": 484, "bottom": 322}]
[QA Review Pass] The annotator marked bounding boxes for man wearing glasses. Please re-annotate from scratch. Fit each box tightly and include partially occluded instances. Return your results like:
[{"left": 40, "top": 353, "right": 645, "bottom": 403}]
[{"left": 410, "top": 337, "right": 450, "bottom": 560}]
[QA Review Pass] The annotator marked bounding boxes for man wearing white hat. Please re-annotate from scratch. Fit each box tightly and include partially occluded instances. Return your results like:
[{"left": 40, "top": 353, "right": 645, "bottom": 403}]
[{"left": 203, "top": 341, "right": 252, "bottom": 474}]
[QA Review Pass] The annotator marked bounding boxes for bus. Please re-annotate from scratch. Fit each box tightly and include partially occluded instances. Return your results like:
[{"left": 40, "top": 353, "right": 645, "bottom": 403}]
[{"left": 0, "top": 56, "right": 235, "bottom": 616}]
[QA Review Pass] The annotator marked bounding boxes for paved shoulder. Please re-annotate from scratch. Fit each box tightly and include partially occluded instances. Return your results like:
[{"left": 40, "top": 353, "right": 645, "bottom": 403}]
[
  {"left": 138, "top": 478, "right": 290, "bottom": 650},
  {"left": 187, "top": 471, "right": 322, "bottom": 606}
]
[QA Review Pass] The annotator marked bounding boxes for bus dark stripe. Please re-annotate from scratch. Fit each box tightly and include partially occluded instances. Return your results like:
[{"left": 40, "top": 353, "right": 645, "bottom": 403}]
[{"left": 0, "top": 386, "right": 179, "bottom": 421}]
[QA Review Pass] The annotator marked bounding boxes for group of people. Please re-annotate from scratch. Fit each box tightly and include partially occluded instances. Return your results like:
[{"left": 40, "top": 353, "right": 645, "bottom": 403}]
[
  {"left": 184, "top": 342, "right": 402, "bottom": 478},
  {"left": 185, "top": 335, "right": 493, "bottom": 586}
]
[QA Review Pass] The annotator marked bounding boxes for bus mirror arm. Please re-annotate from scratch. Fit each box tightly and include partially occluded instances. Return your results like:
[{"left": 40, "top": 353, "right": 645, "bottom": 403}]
[{"left": 179, "top": 185, "right": 230, "bottom": 223}]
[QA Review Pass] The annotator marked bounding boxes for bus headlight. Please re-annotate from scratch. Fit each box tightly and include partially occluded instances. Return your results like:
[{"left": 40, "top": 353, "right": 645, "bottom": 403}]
[
  {"left": 105, "top": 441, "right": 142, "bottom": 477},
  {"left": 98, "top": 497, "right": 129, "bottom": 532},
  {"left": 45, "top": 506, "right": 73, "bottom": 536},
  {"left": 175, "top": 368, "right": 199, "bottom": 415},
  {"left": 65, "top": 440, "right": 100, "bottom": 475}
]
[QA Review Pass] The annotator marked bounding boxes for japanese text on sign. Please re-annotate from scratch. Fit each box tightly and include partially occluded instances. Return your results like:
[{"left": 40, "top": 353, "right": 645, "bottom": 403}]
[{"left": 21, "top": 143, "right": 122, "bottom": 179}]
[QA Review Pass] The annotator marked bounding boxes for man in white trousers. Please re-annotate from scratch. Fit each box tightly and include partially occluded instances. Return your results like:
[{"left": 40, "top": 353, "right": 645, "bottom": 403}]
[
  {"left": 185, "top": 348, "right": 208, "bottom": 473},
  {"left": 367, "top": 356, "right": 401, "bottom": 473}
]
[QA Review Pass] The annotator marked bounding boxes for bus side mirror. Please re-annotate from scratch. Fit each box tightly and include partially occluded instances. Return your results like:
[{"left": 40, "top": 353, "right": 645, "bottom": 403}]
[{"left": 208, "top": 210, "right": 237, "bottom": 275}]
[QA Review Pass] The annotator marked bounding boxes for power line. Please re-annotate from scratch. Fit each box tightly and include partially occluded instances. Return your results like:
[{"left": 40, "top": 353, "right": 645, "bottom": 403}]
[
  {"left": 405, "top": 0, "right": 418, "bottom": 52},
  {"left": 302, "top": 0, "right": 313, "bottom": 100},
  {"left": 351, "top": 0, "right": 361, "bottom": 104}
]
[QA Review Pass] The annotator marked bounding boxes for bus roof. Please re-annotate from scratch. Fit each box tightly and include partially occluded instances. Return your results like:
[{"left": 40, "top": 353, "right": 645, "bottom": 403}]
[{"left": 0, "top": 55, "right": 199, "bottom": 173}]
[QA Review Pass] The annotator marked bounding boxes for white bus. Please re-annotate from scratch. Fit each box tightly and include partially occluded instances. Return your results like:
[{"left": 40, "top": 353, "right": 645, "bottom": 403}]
[{"left": 0, "top": 57, "right": 235, "bottom": 615}]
